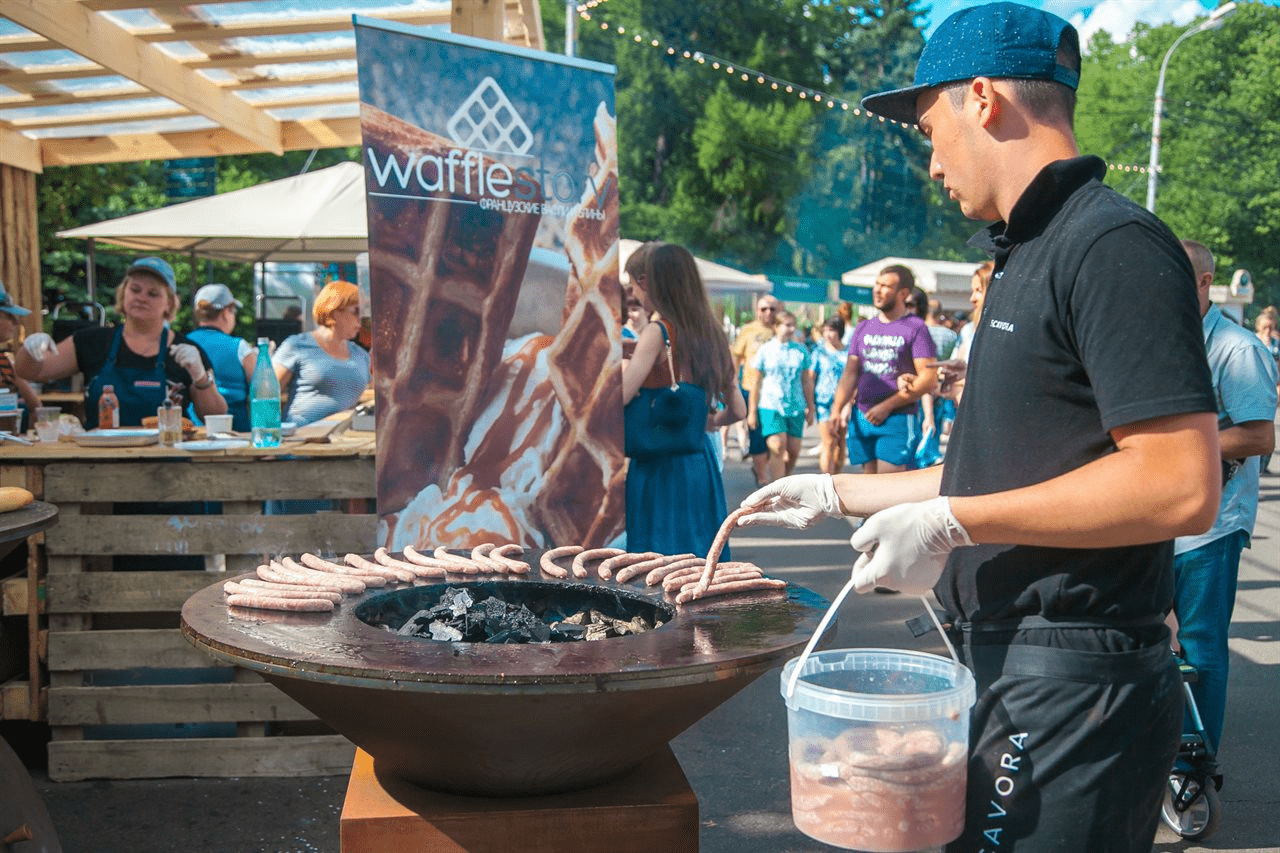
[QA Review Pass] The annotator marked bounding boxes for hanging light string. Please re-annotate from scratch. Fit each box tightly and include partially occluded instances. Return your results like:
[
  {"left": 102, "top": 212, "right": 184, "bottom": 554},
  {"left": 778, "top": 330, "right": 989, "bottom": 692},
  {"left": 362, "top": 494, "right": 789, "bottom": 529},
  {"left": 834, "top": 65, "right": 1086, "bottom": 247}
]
[{"left": 577, "top": 3, "right": 1154, "bottom": 174}]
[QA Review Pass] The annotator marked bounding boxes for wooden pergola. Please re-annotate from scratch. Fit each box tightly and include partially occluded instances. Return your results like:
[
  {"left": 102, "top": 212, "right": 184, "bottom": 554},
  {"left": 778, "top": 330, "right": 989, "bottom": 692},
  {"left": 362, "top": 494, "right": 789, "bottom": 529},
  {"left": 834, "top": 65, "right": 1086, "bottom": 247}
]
[{"left": 0, "top": 0, "right": 546, "bottom": 331}]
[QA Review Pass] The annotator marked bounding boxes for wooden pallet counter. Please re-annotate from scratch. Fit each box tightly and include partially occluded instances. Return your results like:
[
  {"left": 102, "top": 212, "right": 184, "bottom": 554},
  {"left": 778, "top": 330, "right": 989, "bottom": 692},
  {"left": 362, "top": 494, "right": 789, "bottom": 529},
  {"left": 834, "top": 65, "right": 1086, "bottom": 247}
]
[{"left": 0, "top": 433, "right": 376, "bottom": 781}]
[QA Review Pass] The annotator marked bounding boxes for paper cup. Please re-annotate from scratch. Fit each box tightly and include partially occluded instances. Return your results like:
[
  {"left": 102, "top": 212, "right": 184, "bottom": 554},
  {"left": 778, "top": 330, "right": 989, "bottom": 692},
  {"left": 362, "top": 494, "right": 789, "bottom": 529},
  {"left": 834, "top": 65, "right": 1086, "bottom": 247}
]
[{"left": 204, "top": 414, "right": 233, "bottom": 434}]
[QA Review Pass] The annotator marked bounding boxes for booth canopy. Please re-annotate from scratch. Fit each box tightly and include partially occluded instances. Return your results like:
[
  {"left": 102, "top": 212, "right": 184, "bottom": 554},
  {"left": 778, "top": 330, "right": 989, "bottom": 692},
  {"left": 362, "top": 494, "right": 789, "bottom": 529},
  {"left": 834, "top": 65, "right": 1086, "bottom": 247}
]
[
  {"left": 618, "top": 239, "right": 771, "bottom": 295},
  {"left": 57, "top": 161, "right": 368, "bottom": 264}
]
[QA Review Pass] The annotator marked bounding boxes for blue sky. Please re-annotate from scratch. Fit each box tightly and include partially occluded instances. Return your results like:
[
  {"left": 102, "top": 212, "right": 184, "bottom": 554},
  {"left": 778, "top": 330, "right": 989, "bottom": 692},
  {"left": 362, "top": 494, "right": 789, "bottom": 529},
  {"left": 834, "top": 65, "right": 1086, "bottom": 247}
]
[{"left": 924, "top": 0, "right": 1276, "bottom": 41}]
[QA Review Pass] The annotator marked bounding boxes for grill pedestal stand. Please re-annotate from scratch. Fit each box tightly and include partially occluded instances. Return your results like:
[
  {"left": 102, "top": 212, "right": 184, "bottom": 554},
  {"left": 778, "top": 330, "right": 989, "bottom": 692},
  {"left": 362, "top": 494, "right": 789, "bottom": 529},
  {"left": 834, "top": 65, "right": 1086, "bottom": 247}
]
[{"left": 340, "top": 745, "right": 698, "bottom": 852}]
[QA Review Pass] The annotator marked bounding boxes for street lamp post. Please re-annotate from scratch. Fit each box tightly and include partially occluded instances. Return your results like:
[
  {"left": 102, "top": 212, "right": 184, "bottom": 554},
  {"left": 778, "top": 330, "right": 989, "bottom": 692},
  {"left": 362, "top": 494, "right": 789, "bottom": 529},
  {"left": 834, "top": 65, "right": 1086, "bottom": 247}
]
[{"left": 1146, "top": 2, "right": 1238, "bottom": 213}]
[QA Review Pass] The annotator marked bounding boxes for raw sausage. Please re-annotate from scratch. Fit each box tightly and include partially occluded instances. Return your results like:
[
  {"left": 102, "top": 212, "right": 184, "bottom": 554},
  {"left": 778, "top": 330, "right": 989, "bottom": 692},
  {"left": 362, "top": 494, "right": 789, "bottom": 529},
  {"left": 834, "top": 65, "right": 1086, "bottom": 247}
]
[
  {"left": 675, "top": 577, "right": 786, "bottom": 604},
  {"left": 664, "top": 563, "right": 762, "bottom": 594},
  {"left": 434, "top": 546, "right": 481, "bottom": 574},
  {"left": 224, "top": 581, "right": 342, "bottom": 603},
  {"left": 260, "top": 560, "right": 364, "bottom": 594},
  {"left": 302, "top": 551, "right": 409, "bottom": 583},
  {"left": 539, "top": 545, "right": 582, "bottom": 579},
  {"left": 373, "top": 547, "right": 442, "bottom": 579},
  {"left": 571, "top": 547, "right": 625, "bottom": 578},
  {"left": 596, "top": 551, "right": 661, "bottom": 580},
  {"left": 283, "top": 555, "right": 384, "bottom": 587},
  {"left": 236, "top": 577, "right": 345, "bottom": 598},
  {"left": 491, "top": 544, "right": 530, "bottom": 573},
  {"left": 638, "top": 556, "right": 706, "bottom": 586},
  {"left": 688, "top": 506, "right": 754, "bottom": 600},
  {"left": 227, "top": 594, "right": 335, "bottom": 612},
  {"left": 400, "top": 546, "right": 456, "bottom": 571},
  {"left": 609, "top": 552, "right": 681, "bottom": 581},
  {"left": 471, "top": 543, "right": 507, "bottom": 574}
]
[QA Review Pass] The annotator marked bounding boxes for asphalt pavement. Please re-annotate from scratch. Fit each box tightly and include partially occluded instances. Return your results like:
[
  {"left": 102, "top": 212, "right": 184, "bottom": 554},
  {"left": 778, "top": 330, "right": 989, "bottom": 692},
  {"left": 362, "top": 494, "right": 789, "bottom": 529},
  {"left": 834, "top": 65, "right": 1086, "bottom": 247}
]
[{"left": 18, "top": 425, "right": 1280, "bottom": 853}]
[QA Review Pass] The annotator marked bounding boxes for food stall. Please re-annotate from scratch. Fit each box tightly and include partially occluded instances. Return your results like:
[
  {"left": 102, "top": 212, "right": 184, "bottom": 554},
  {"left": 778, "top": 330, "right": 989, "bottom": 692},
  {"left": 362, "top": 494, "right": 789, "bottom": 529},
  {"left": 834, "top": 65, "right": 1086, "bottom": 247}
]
[{"left": 0, "top": 424, "right": 374, "bottom": 781}]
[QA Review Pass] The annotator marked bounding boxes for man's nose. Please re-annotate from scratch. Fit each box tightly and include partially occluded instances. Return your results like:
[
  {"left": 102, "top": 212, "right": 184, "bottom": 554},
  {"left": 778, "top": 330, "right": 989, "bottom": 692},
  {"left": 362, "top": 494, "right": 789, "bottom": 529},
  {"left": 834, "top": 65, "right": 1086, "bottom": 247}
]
[{"left": 929, "top": 152, "right": 944, "bottom": 182}]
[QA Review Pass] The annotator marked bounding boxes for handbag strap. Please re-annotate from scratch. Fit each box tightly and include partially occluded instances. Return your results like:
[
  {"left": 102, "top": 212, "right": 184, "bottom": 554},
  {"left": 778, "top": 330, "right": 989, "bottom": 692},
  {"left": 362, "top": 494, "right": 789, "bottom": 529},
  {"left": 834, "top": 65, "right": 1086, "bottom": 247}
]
[{"left": 657, "top": 321, "right": 678, "bottom": 390}]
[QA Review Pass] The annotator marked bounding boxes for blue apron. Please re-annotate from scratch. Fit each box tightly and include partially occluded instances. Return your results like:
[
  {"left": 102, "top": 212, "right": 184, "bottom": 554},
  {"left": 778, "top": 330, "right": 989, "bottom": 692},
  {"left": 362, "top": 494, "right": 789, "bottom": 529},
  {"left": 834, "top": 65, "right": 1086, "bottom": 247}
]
[{"left": 86, "top": 326, "right": 170, "bottom": 428}]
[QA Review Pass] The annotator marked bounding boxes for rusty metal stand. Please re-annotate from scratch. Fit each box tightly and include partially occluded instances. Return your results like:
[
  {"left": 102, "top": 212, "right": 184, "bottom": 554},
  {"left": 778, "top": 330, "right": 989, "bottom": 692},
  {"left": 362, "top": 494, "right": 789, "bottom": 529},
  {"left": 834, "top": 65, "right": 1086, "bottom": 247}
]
[{"left": 340, "top": 745, "right": 699, "bottom": 853}]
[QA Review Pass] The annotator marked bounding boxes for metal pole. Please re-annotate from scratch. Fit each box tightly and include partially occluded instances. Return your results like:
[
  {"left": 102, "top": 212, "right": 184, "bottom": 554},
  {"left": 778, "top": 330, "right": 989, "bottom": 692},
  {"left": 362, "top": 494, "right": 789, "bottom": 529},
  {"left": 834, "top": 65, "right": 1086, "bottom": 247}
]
[
  {"left": 85, "top": 240, "right": 96, "bottom": 304},
  {"left": 1145, "top": 3, "right": 1237, "bottom": 213},
  {"left": 564, "top": 1, "right": 576, "bottom": 57}
]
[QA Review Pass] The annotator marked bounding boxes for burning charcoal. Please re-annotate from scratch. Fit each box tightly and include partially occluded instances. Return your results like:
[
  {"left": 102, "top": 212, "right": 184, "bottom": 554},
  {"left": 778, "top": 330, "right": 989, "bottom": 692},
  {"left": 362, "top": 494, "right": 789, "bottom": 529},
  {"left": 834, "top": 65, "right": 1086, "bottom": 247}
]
[
  {"left": 396, "top": 609, "right": 434, "bottom": 636},
  {"left": 550, "top": 622, "right": 586, "bottom": 641},
  {"left": 440, "top": 587, "right": 474, "bottom": 617},
  {"left": 429, "top": 622, "right": 464, "bottom": 642},
  {"left": 584, "top": 622, "right": 612, "bottom": 641}
]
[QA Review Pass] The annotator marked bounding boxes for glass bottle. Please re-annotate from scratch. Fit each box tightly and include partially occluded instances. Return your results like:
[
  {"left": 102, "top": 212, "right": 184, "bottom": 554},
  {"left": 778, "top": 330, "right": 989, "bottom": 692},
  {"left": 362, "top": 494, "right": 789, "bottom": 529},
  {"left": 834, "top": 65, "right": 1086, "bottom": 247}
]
[
  {"left": 249, "top": 338, "right": 281, "bottom": 448},
  {"left": 98, "top": 384, "right": 120, "bottom": 429}
]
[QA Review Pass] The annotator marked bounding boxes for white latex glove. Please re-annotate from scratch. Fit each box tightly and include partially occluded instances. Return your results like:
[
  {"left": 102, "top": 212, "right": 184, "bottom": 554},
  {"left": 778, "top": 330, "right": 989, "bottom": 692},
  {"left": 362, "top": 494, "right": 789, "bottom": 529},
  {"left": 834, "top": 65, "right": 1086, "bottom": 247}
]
[
  {"left": 168, "top": 343, "right": 207, "bottom": 384},
  {"left": 848, "top": 496, "right": 972, "bottom": 595},
  {"left": 22, "top": 332, "right": 56, "bottom": 362},
  {"left": 737, "top": 474, "right": 843, "bottom": 529}
]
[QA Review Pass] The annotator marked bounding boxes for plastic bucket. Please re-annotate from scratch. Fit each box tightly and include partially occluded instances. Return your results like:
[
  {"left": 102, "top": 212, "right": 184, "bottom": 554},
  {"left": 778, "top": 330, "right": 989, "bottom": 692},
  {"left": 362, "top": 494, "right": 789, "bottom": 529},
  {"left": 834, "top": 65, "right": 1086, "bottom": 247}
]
[{"left": 780, "top": 648, "right": 976, "bottom": 852}]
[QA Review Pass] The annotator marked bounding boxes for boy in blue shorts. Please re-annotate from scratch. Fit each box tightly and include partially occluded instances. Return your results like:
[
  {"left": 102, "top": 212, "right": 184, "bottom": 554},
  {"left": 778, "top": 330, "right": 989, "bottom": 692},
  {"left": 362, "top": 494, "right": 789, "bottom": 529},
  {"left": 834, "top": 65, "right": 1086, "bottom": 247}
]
[
  {"left": 831, "top": 265, "right": 937, "bottom": 473},
  {"left": 748, "top": 310, "right": 815, "bottom": 482}
]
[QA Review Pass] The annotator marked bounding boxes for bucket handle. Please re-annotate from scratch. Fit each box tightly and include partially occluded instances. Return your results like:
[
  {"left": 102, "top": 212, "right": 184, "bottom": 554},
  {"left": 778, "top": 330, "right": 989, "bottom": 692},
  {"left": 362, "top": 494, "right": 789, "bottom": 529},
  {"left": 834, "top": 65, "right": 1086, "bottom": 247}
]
[{"left": 783, "top": 581, "right": 961, "bottom": 699}]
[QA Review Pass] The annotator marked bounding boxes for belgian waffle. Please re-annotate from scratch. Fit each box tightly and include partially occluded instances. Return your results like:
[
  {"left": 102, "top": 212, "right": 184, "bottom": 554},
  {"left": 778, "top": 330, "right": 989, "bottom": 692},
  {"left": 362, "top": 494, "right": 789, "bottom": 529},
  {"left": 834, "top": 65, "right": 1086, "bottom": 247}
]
[
  {"left": 563, "top": 103, "right": 621, "bottom": 323},
  {"left": 362, "top": 104, "right": 542, "bottom": 515},
  {"left": 530, "top": 287, "right": 625, "bottom": 546}
]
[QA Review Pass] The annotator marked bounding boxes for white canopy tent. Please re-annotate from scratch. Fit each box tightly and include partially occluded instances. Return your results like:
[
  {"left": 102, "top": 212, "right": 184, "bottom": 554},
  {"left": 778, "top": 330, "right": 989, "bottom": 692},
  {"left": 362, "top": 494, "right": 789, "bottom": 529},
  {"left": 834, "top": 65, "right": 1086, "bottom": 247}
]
[
  {"left": 57, "top": 161, "right": 369, "bottom": 268},
  {"left": 618, "top": 239, "right": 771, "bottom": 294}
]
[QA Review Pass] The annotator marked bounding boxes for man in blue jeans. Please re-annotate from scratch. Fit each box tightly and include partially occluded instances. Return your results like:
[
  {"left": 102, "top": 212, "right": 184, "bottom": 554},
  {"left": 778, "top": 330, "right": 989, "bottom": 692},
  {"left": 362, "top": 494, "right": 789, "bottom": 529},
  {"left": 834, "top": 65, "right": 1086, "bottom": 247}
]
[{"left": 1171, "top": 239, "right": 1277, "bottom": 756}]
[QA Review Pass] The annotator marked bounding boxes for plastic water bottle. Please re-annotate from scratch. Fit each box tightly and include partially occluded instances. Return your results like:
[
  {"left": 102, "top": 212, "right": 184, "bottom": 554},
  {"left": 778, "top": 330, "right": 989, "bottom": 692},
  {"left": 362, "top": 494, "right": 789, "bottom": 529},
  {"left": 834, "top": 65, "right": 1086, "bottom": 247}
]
[
  {"left": 249, "top": 338, "right": 281, "bottom": 448},
  {"left": 98, "top": 384, "right": 120, "bottom": 429}
]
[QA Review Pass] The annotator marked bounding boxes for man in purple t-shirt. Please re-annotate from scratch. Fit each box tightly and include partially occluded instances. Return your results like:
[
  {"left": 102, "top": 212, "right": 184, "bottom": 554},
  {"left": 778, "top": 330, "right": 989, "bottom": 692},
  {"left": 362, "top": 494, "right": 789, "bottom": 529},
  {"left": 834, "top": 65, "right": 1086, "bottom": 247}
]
[{"left": 830, "top": 264, "right": 938, "bottom": 473}]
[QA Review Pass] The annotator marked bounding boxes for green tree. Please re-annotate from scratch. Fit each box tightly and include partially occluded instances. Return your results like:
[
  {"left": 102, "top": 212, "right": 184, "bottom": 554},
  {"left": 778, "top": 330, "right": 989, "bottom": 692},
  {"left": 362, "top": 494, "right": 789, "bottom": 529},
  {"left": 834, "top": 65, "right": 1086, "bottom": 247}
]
[
  {"left": 1075, "top": 4, "right": 1280, "bottom": 313},
  {"left": 572, "top": 0, "right": 944, "bottom": 275}
]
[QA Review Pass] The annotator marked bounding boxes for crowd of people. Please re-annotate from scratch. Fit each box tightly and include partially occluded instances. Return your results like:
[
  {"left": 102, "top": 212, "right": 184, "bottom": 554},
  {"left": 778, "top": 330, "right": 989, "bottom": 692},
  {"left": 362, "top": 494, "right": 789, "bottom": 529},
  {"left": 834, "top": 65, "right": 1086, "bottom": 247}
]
[{"left": 4, "top": 257, "right": 371, "bottom": 434}]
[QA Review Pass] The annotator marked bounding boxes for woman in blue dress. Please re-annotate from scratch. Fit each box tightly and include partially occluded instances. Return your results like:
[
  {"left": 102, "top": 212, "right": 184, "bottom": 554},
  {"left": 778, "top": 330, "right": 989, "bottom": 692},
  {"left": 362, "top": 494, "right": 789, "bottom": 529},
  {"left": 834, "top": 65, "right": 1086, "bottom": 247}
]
[{"left": 623, "top": 243, "right": 745, "bottom": 558}]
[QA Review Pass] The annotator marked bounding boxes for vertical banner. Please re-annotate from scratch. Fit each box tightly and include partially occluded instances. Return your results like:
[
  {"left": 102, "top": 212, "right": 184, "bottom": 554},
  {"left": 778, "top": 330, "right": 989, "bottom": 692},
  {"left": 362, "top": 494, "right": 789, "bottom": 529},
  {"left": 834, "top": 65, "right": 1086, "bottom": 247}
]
[{"left": 354, "top": 20, "right": 624, "bottom": 552}]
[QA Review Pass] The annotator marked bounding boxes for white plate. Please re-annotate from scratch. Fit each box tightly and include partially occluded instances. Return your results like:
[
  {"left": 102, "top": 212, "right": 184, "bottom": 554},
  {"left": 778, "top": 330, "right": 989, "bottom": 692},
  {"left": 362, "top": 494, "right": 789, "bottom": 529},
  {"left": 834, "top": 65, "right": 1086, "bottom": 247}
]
[
  {"left": 73, "top": 429, "right": 159, "bottom": 448},
  {"left": 177, "top": 439, "right": 251, "bottom": 452}
]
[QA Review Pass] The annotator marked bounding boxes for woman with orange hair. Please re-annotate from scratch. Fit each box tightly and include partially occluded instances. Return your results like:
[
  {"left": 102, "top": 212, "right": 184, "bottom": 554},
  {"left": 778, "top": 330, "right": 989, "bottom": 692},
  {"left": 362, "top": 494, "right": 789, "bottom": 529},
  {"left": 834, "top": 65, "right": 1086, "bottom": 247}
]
[{"left": 272, "top": 280, "right": 370, "bottom": 425}]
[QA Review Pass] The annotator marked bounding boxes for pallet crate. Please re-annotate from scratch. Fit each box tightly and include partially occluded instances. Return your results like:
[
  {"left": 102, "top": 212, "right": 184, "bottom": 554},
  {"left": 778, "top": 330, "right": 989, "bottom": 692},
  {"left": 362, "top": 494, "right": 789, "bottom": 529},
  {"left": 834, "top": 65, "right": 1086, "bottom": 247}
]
[{"left": 1, "top": 440, "right": 375, "bottom": 780}]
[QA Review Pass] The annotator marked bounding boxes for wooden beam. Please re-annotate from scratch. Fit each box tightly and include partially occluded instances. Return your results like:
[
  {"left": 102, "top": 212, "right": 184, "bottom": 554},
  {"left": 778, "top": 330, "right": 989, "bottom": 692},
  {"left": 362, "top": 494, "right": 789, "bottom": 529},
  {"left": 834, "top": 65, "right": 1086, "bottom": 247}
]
[
  {"left": 8, "top": 103, "right": 190, "bottom": 130},
  {"left": 453, "top": 0, "right": 507, "bottom": 43},
  {"left": 0, "top": 126, "right": 42, "bottom": 172},
  {"left": 132, "top": 11, "right": 450, "bottom": 43},
  {"left": 5, "top": 0, "right": 283, "bottom": 154},
  {"left": 187, "top": 47, "right": 356, "bottom": 70},
  {"left": 38, "top": 116, "right": 360, "bottom": 166},
  {"left": 0, "top": 83, "right": 151, "bottom": 109}
]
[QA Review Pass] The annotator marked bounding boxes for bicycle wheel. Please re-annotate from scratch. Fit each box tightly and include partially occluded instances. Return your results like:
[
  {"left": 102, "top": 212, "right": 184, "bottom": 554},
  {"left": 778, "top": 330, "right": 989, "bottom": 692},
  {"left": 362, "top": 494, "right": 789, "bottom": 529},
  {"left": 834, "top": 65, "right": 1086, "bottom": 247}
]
[{"left": 1160, "top": 772, "right": 1222, "bottom": 841}]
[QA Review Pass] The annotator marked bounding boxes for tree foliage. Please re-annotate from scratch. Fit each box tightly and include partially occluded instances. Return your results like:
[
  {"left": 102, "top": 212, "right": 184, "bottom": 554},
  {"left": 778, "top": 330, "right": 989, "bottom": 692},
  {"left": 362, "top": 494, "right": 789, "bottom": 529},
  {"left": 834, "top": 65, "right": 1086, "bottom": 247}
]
[
  {"left": 570, "top": 0, "right": 968, "bottom": 278},
  {"left": 1075, "top": 4, "right": 1280, "bottom": 314}
]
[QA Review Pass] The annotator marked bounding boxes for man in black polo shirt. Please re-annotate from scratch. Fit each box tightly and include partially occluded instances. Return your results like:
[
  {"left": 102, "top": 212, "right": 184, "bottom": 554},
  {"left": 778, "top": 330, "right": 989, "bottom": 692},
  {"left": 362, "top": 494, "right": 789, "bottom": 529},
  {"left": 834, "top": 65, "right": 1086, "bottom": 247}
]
[{"left": 738, "top": 3, "right": 1220, "bottom": 850}]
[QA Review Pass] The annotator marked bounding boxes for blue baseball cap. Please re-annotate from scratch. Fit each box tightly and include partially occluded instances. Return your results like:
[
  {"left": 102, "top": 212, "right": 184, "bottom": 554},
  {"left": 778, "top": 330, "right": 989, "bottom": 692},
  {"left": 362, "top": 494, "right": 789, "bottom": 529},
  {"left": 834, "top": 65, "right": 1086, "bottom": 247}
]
[
  {"left": 126, "top": 256, "right": 177, "bottom": 293},
  {"left": 0, "top": 280, "right": 31, "bottom": 317},
  {"left": 861, "top": 2, "right": 1080, "bottom": 125}
]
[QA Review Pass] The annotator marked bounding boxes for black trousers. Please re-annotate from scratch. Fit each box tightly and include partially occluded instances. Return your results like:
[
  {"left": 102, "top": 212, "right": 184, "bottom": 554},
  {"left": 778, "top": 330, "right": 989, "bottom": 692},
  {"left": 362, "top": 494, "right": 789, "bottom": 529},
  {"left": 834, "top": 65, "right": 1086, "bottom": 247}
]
[{"left": 947, "top": 621, "right": 1182, "bottom": 853}]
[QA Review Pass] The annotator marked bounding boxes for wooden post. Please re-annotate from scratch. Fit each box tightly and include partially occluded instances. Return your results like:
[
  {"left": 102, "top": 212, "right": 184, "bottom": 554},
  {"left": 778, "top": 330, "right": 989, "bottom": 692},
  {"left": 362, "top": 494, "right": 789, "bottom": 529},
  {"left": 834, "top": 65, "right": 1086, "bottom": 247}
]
[
  {"left": 452, "top": 0, "right": 506, "bottom": 42},
  {"left": 0, "top": 163, "right": 42, "bottom": 336}
]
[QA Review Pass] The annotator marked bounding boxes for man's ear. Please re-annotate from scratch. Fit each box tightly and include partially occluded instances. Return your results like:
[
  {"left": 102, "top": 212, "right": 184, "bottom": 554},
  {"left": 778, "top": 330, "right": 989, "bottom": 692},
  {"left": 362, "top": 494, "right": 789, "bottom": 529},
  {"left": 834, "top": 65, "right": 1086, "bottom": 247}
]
[{"left": 970, "top": 76, "right": 999, "bottom": 128}]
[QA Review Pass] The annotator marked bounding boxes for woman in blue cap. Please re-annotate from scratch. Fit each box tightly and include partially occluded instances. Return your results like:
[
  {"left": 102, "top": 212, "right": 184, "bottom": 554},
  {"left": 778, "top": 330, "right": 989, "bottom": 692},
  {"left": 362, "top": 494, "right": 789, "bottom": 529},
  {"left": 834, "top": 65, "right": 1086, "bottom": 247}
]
[
  {"left": 15, "top": 257, "right": 227, "bottom": 428},
  {"left": 0, "top": 280, "right": 42, "bottom": 430}
]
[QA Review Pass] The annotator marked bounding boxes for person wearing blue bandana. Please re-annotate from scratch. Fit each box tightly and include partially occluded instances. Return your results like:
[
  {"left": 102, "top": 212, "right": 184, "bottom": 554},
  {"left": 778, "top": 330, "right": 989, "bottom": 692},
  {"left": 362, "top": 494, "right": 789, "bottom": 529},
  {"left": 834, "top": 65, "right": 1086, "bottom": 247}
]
[
  {"left": 737, "top": 3, "right": 1221, "bottom": 849},
  {"left": 15, "top": 256, "right": 227, "bottom": 428}
]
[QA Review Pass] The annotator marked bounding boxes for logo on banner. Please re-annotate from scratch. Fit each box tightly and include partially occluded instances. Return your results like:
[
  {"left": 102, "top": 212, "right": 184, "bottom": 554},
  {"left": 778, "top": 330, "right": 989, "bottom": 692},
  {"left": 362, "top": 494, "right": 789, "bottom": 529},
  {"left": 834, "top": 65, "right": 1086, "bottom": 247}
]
[{"left": 447, "top": 77, "right": 533, "bottom": 156}]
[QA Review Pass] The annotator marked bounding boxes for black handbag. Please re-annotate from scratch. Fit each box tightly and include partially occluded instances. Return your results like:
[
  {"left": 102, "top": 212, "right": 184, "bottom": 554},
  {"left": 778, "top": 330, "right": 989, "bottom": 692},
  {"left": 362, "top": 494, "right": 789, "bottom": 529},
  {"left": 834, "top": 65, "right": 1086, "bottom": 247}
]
[{"left": 624, "top": 323, "right": 708, "bottom": 459}]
